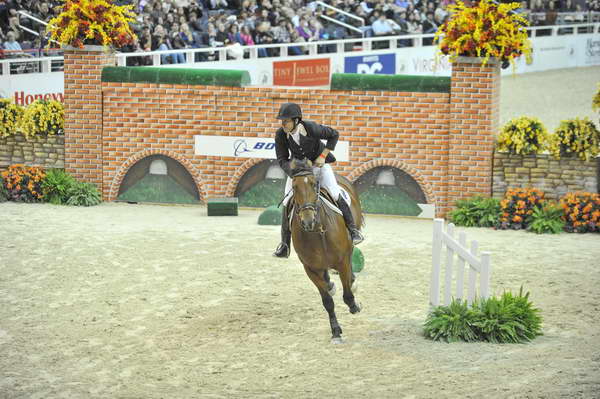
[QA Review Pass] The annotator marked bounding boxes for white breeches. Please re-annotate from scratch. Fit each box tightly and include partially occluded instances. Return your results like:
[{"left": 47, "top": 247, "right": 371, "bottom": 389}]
[{"left": 282, "top": 164, "right": 341, "bottom": 206}]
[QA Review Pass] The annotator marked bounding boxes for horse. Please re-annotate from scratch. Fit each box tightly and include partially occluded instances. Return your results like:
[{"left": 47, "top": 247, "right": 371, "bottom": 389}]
[{"left": 288, "top": 159, "right": 364, "bottom": 343}]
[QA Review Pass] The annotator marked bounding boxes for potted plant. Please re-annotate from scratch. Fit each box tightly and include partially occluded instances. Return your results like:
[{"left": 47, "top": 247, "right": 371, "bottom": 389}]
[
  {"left": 496, "top": 116, "right": 549, "bottom": 155},
  {"left": 47, "top": 0, "right": 137, "bottom": 50},
  {"left": 434, "top": 0, "right": 533, "bottom": 68}
]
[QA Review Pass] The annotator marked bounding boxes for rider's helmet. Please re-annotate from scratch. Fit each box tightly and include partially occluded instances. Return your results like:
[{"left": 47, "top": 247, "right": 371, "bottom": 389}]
[{"left": 276, "top": 102, "right": 302, "bottom": 120}]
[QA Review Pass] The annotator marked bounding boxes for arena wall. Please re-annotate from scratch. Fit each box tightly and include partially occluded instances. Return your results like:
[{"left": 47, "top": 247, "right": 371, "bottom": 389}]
[{"left": 58, "top": 49, "right": 502, "bottom": 217}]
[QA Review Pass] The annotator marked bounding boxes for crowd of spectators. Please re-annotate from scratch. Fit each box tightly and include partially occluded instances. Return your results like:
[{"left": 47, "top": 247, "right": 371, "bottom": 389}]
[{"left": 1, "top": 0, "right": 599, "bottom": 62}]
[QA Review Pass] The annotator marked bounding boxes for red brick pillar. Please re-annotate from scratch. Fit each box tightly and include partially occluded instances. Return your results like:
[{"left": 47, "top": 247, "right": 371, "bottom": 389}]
[
  {"left": 63, "top": 45, "right": 115, "bottom": 192},
  {"left": 445, "top": 57, "right": 501, "bottom": 217}
]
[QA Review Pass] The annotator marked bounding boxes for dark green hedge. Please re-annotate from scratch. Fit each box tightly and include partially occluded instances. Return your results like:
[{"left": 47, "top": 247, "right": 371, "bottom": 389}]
[
  {"left": 101, "top": 66, "right": 251, "bottom": 87},
  {"left": 331, "top": 73, "right": 450, "bottom": 93}
]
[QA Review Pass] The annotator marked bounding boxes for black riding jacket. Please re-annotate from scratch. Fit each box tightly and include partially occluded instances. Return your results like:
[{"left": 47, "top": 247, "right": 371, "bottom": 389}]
[{"left": 275, "top": 120, "right": 339, "bottom": 177}]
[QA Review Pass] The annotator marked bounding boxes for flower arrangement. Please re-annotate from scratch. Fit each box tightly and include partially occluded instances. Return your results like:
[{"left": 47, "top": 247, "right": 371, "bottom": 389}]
[
  {"left": 498, "top": 187, "right": 545, "bottom": 230},
  {"left": 47, "top": 0, "right": 137, "bottom": 49},
  {"left": 593, "top": 83, "right": 600, "bottom": 113},
  {"left": 1, "top": 164, "right": 46, "bottom": 202},
  {"left": 0, "top": 99, "right": 23, "bottom": 138},
  {"left": 434, "top": 0, "right": 532, "bottom": 66},
  {"left": 18, "top": 99, "right": 65, "bottom": 140},
  {"left": 559, "top": 191, "right": 600, "bottom": 233},
  {"left": 548, "top": 117, "right": 600, "bottom": 161},
  {"left": 497, "top": 116, "right": 549, "bottom": 155}
]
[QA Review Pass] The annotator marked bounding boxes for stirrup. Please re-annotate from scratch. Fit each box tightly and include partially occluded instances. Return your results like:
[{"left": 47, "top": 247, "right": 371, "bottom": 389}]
[
  {"left": 273, "top": 242, "right": 290, "bottom": 258},
  {"left": 350, "top": 229, "right": 364, "bottom": 245}
]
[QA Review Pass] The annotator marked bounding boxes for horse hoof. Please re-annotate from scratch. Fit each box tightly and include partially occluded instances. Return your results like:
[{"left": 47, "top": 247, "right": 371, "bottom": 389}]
[
  {"left": 350, "top": 303, "right": 362, "bottom": 314},
  {"left": 331, "top": 337, "right": 344, "bottom": 344},
  {"left": 328, "top": 282, "right": 336, "bottom": 296}
]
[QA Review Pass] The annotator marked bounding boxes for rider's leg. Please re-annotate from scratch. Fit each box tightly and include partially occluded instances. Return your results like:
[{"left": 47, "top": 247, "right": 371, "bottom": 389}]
[
  {"left": 337, "top": 195, "right": 364, "bottom": 245},
  {"left": 273, "top": 177, "right": 292, "bottom": 258},
  {"left": 318, "top": 165, "right": 363, "bottom": 245}
]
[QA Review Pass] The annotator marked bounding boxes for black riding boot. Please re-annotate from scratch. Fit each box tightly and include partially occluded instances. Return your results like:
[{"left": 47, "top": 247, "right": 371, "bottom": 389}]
[
  {"left": 273, "top": 205, "right": 291, "bottom": 258},
  {"left": 337, "top": 197, "right": 364, "bottom": 245}
]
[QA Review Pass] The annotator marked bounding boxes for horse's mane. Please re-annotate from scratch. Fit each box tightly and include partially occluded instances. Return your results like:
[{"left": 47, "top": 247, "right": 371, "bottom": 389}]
[{"left": 290, "top": 158, "right": 313, "bottom": 177}]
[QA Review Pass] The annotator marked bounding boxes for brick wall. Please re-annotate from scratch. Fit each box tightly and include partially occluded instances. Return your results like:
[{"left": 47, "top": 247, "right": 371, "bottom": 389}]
[
  {"left": 63, "top": 49, "right": 501, "bottom": 217},
  {"left": 63, "top": 46, "right": 115, "bottom": 188}
]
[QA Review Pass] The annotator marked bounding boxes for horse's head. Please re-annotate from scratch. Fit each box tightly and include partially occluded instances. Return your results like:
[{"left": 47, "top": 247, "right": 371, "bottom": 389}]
[{"left": 291, "top": 159, "right": 320, "bottom": 232}]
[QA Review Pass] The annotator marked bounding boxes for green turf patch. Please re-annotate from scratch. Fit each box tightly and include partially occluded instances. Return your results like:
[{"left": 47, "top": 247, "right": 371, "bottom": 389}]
[
  {"left": 359, "top": 185, "right": 422, "bottom": 216},
  {"left": 239, "top": 179, "right": 285, "bottom": 208},
  {"left": 117, "top": 174, "right": 198, "bottom": 204}
]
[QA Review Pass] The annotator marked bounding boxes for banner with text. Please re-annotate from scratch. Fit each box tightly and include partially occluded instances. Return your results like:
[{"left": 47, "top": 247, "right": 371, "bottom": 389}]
[
  {"left": 344, "top": 53, "right": 396, "bottom": 74},
  {"left": 194, "top": 135, "right": 349, "bottom": 161},
  {"left": 273, "top": 58, "right": 330, "bottom": 86},
  {"left": 0, "top": 72, "right": 64, "bottom": 104}
]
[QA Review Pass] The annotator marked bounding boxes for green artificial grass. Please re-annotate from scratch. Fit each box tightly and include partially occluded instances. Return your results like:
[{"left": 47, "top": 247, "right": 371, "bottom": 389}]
[
  {"left": 117, "top": 174, "right": 198, "bottom": 204},
  {"left": 359, "top": 185, "right": 422, "bottom": 216},
  {"left": 239, "top": 179, "right": 285, "bottom": 208}
]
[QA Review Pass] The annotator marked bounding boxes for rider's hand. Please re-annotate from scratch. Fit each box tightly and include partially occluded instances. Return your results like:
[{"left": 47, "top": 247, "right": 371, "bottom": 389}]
[{"left": 315, "top": 155, "right": 325, "bottom": 167}]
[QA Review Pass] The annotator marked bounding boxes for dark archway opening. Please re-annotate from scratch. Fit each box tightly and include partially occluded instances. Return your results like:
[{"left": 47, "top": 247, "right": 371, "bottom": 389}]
[
  {"left": 355, "top": 166, "right": 426, "bottom": 216},
  {"left": 234, "top": 159, "right": 286, "bottom": 207},
  {"left": 117, "top": 155, "right": 200, "bottom": 204}
]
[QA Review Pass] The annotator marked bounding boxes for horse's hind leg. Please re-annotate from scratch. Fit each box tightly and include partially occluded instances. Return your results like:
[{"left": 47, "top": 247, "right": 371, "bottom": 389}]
[
  {"left": 304, "top": 265, "right": 343, "bottom": 341},
  {"left": 338, "top": 255, "right": 361, "bottom": 314}
]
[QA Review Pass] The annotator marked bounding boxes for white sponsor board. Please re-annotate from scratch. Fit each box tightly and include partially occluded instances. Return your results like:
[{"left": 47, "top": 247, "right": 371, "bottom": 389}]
[
  {"left": 194, "top": 135, "right": 349, "bottom": 162},
  {"left": 0, "top": 72, "right": 64, "bottom": 105}
]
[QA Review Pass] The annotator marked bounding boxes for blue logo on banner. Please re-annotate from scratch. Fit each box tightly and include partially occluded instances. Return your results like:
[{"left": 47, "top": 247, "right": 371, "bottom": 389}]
[
  {"left": 344, "top": 53, "right": 396, "bottom": 74},
  {"left": 233, "top": 139, "right": 275, "bottom": 156}
]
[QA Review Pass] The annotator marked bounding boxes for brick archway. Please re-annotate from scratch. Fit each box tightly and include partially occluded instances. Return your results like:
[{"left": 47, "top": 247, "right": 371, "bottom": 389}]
[
  {"left": 348, "top": 158, "right": 437, "bottom": 206},
  {"left": 107, "top": 150, "right": 207, "bottom": 202},
  {"left": 224, "top": 158, "right": 270, "bottom": 197}
]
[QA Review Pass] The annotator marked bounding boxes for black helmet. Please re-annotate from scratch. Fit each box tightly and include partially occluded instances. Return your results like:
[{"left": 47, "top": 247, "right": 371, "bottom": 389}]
[{"left": 276, "top": 102, "right": 302, "bottom": 120}]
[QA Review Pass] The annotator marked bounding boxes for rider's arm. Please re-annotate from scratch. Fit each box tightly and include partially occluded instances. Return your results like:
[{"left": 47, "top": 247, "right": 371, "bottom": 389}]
[{"left": 275, "top": 130, "right": 292, "bottom": 177}]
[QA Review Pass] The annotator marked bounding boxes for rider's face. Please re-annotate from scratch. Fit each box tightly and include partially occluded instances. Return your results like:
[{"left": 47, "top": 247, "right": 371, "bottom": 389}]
[{"left": 282, "top": 118, "right": 294, "bottom": 133}]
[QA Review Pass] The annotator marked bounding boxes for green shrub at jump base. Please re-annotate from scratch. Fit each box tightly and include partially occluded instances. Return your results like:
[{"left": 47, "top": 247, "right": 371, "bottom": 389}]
[
  {"left": 423, "top": 287, "right": 543, "bottom": 343},
  {"left": 352, "top": 247, "right": 364, "bottom": 273},
  {"left": 258, "top": 205, "right": 282, "bottom": 225}
]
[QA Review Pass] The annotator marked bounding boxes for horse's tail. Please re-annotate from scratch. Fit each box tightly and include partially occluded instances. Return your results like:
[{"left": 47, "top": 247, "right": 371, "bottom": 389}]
[{"left": 336, "top": 173, "right": 365, "bottom": 229}]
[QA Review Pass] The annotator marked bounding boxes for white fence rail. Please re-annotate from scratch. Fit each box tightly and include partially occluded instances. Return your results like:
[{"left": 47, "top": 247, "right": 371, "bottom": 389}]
[{"left": 430, "top": 218, "right": 491, "bottom": 308}]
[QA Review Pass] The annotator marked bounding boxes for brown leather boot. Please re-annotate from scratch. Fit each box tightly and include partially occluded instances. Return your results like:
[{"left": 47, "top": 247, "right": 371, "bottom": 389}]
[{"left": 337, "top": 197, "right": 364, "bottom": 245}]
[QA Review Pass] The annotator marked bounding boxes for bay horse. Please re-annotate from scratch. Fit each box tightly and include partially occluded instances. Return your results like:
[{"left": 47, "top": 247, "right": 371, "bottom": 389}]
[{"left": 289, "top": 159, "right": 364, "bottom": 343}]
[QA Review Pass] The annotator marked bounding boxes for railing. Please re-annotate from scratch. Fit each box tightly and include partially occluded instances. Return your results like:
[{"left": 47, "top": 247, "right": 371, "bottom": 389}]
[
  {"left": 114, "top": 22, "right": 598, "bottom": 67},
  {"left": 114, "top": 32, "right": 435, "bottom": 66},
  {"left": 319, "top": 14, "right": 365, "bottom": 37},
  {"left": 315, "top": 1, "right": 365, "bottom": 26},
  {"left": 315, "top": 0, "right": 366, "bottom": 37},
  {"left": 16, "top": 10, "right": 61, "bottom": 46},
  {"left": 1, "top": 22, "right": 598, "bottom": 75}
]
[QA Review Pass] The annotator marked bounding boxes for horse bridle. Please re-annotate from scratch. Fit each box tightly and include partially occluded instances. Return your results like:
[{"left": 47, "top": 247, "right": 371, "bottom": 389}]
[{"left": 295, "top": 173, "right": 325, "bottom": 234}]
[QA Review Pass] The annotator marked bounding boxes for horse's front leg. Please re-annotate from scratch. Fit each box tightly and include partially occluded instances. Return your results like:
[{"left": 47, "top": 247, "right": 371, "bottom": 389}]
[
  {"left": 303, "top": 265, "right": 343, "bottom": 343},
  {"left": 338, "top": 254, "right": 361, "bottom": 314},
  {"left": 324, "top": 269, "right": 336, "bottom": 296}
]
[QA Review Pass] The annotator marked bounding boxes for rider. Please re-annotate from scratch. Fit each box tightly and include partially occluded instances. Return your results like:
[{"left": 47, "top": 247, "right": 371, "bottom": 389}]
[{"left": 273, "top": 102, "right": 364, "bottom": 258}]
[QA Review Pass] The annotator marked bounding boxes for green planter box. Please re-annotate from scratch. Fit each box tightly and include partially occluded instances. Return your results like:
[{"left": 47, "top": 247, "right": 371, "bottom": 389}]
[{"left": 207, "top": 197, "right": 238, "bottom": 216}]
